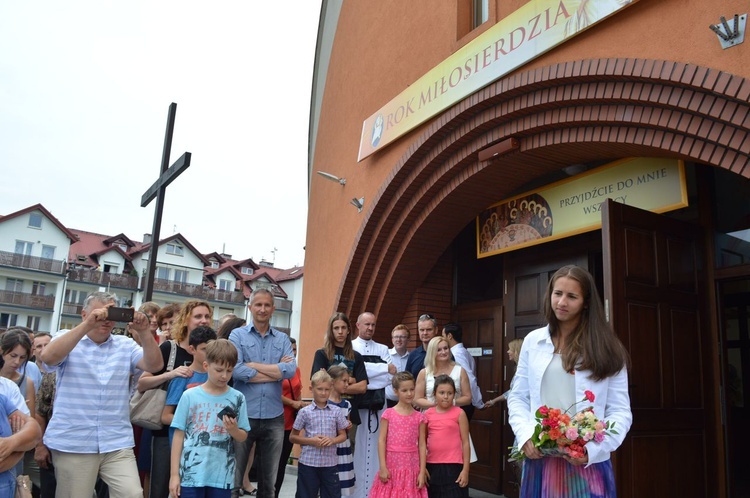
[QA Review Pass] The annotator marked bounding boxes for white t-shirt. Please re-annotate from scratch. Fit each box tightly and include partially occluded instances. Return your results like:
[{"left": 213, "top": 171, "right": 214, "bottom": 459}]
[{"left": 540, "top": 353, "right": 576, "bottom": 412}]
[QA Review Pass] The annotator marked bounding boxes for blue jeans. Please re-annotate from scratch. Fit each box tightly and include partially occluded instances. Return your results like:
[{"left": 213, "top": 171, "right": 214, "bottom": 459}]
[
  {"left": 180, "top": 486, "right": 231, "bottom": 498},
  {"left": 295, "top": 463, "right": 340, "bottom": 498},
  {"left": 234, "top": 415, "right": 284, "bottom": 498}
]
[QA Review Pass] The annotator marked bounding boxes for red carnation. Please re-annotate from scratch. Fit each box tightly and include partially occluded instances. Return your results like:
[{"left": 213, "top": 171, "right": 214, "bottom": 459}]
[{"left": 584, "top": 390, "right": 595, "bottom": 402}]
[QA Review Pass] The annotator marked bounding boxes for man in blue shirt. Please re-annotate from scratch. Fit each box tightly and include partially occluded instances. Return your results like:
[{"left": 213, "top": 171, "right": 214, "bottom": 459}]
[
  {"left": 229, "top": 289, "right": 296, "bottom": 498},
  {"left": 405, "top": 313, "right": 439, "bottom": 379}
]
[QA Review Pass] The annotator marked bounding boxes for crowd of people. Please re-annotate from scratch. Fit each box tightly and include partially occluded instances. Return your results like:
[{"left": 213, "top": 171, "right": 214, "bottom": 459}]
[{"left": 0, "top": 264, "right": 632, "bottom": 498}]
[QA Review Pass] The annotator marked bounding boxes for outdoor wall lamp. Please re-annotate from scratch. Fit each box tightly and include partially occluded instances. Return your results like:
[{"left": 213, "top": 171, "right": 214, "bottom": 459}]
[
  {"left": 477, "top": 137, "right": 520, "bottom": 161},
  {"left": 350, "top": 197, "right": 365, "bottom": 213},
  {"left": 317, "top": 171, "right": 347, "bottom": 185}
]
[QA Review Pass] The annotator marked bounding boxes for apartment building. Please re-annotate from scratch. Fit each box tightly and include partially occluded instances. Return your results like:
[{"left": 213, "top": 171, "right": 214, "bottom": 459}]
[
  {"left": 0, "top": 203, "right": 300, "bottom": 336},
  {"left": 0, "top": 205, "right": 76, "bottom": 332}
]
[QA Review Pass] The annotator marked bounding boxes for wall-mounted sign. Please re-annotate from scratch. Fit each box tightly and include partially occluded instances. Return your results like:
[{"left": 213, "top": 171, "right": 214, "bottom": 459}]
[
  {"left": 467, "top": 347, "right": 483, "bottom": 357},
  {"left": 358, "top": 0, "right": 639, "bottom": 161},
  {"left": 476, "top": 157, "right": 687, "bottom": 258}
]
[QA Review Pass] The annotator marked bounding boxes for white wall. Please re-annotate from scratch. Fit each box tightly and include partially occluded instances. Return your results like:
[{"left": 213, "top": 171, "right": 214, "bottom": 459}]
[
  {"left": 214, "top": 271, "right": 237, "bottom": 290},
  {"left": 0, "top": 209, "right": 71, "bottom": 261},
  {"left": 133, "top": 238, "right": 206, "bottom": 285},
  {"left": 97, "top": 250, "right": 127, "bottom": 273}
]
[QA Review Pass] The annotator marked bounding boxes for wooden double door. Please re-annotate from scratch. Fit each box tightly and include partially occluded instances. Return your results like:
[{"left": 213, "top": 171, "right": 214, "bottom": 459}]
[{"left": 500, "top": 200, "right": 717, "bottom": 498}]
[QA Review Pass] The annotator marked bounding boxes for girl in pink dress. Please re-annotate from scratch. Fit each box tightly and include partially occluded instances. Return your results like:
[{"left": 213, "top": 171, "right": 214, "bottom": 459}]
[{"left": 368, "top": 372, "right": 428, "bottom": 498}]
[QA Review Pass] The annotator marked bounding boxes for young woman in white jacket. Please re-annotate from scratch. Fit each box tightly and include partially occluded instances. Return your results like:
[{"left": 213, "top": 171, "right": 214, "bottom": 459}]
[{"left": 508, "top": 265, "right": 632, "bottom": 498}]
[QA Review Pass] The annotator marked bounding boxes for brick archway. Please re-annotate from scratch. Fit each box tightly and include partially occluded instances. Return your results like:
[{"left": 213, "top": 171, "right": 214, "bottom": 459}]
[{"left": 338, "top": 58, "right": 750, "bottom": 329}]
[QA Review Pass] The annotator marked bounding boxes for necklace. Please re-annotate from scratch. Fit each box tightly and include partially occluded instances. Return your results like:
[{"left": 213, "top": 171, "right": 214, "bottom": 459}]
[{"left": 552, "top": 337, "right": 563, "bottom": 354}]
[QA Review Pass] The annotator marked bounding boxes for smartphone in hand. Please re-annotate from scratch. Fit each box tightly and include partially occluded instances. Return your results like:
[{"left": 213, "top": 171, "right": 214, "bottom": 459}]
[
  {"left": 217, "top": 406, "right": 237, "bottom": 420},
  {"left": 107, "top": 307, "right": 135, "bottom": 323}
]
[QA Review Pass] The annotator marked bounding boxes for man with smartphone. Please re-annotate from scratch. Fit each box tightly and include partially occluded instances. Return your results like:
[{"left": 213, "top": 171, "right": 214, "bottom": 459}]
[{"left": 40, "top": 291, "right": 163, "bottom": 498}]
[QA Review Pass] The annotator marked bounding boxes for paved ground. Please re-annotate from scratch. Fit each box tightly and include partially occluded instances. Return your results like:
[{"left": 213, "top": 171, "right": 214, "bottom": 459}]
[{"left": 274, "top": 465, "right": 505, "bottom": 498}]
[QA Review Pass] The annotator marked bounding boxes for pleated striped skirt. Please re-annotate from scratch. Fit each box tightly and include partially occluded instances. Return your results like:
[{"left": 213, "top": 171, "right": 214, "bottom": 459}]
[{"left": 520, "top": 457, "right": 616, "bottom": 498}]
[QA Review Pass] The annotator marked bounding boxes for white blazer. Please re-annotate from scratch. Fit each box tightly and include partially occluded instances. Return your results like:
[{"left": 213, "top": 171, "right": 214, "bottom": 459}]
[{"left": 507, "top": 326, "right": 632, "bottom": 467}]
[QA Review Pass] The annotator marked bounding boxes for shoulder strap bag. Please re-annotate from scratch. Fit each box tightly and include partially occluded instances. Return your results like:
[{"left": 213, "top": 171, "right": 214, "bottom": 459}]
[
  {"left": 358, "top": 354, "right": 387, "bottom": 433},
  {"left": 130, "top": 340, "right": 177, "bottom": 430}
]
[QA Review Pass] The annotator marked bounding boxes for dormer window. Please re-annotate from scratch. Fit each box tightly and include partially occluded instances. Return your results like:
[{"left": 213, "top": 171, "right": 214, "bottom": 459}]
[
  {"left": 241, "top": 267, "right": 254, "bottom": 275},
  {"left": 117, "top": 244, "right": 127, "bottom": 252},
  {"left": 166, "top": 243, "right": 184, "bottom": 256},
  {"left": 28, "top": 213, "right": 42, "bottom": 229},
  {"left": 211, "top": 261, "right": 220, "bottom": 269}
]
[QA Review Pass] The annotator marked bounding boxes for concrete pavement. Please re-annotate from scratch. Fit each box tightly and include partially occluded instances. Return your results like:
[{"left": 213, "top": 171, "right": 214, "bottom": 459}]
[{"left": 273, "top": 465, "right": 505, "bottom": 498}]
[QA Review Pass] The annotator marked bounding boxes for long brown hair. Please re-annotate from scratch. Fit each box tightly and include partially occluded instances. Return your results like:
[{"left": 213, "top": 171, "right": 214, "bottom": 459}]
[
  {"left": 173, "top": 300, "right": 213, "bottom": 344},
  {"left": 544, "top": 265, "right": 630, "bottom": 380},
  {"left": 323, "top": 312, "right": 354, "bottom": 362}
]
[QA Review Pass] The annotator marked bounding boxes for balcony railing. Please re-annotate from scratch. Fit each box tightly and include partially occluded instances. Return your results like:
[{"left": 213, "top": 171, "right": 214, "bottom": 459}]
[
  {"left": 62, "top": 303, "right": 84, "bottom": 315},
  {"left": 67, "top": 268, "right": 138, "bottom": 289},
  {"left": 146, "top": 278, "right": 246, "bottom": 304},
  {"left": 274, "top": 298, "right": 292, "bottom": 311},
  {"left": 0, "top": 290, "right": 55, "bottom": 310},
  {"left": 0, "top": 250, "right": 65, "bottom": 274}
]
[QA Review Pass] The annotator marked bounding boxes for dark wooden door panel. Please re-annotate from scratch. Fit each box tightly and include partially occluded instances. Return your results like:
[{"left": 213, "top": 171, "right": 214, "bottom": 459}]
[
  {"left": 602, "top": 199, "right": 715, "bottom": 498},
  {"left": 454, "top": 301, "right": 503, "bottom": 494},
  {"left": 625, "top": 433, "right": 706, "bottom": 495}
]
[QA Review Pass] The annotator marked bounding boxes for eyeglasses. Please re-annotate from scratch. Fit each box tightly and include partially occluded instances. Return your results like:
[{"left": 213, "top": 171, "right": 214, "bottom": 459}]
[
  {"left": 419, "top": 314, "right": 434, "bottom": 320},
  {"left": 392, "top": 335, "right": 408, "bottom": 340}
]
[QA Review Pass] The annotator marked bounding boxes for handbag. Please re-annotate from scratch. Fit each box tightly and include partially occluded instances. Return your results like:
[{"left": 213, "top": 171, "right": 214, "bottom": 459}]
[
  {"left": 357, "top": 355, "right": 387, "bottom": 433},
  {"left": 130, "top": 340, "right": 177, "bottom": 430},
  {"left": 357, "top": 355, "right": 387, "bottom": 410},
  {"left": 358, "top": 386, "right": 386, "bottom": 411},
  {"left": 15, "top": 474, "right": 32, "bottom": 498}
]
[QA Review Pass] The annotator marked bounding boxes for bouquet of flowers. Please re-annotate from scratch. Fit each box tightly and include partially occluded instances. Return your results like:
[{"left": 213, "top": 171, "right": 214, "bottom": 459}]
[{"left": 509, "top": 390, "right": 618, "bottom": 461}]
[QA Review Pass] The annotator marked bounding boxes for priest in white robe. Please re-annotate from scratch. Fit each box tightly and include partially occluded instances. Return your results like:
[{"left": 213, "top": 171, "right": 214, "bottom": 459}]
[{"left": 351, "top": 312, "right": 395, "bottom": 498}]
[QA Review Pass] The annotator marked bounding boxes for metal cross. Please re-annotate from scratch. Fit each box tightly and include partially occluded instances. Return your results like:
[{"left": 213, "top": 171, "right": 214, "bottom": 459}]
[{"left": 140, "top": 103, "right": 191, "bottom": 302}]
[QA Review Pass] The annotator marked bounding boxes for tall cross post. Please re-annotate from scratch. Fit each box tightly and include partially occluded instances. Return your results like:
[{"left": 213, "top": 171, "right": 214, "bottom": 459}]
[{"left": 140, "top": 103, "right": 191, "bottom": 302}]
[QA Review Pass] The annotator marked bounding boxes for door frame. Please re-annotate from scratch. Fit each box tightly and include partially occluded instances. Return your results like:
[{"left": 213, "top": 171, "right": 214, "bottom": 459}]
[{"left": 715, "top": 264, "right": 750, "bottom": 497}]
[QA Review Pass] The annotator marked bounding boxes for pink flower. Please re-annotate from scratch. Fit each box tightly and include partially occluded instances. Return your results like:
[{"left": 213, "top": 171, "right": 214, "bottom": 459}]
[
  {"left": 584, "top": 390, "right": 595, "bottom": 402},
  {"left": 565, "top": 427, "right": 579, "bottom": 440},
  {"left": 539, "top": 406, "right": 549, "bottom": 416},
  {"left": 594, "top": 432, "right": 605, "bottom": 443},
  {"left": 565, "top": 443, "right": 585, "bottom": 459}
]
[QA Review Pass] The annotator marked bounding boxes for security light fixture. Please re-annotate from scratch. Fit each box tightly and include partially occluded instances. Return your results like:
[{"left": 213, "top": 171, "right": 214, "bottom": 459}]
[
  {"left": 317, "top": 171, "right": 347, "bottom": 185},
  {"left": 477, "top": 137, "right": 520, "bottom": 161},
  {"left": 350, "top": 197, "right": 365, "bottom": 213}
]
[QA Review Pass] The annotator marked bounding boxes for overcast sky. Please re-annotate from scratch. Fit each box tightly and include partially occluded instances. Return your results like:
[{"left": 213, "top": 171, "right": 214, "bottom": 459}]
[{"left": 0, "top": 1, "right": 321, "bottom": 269}]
